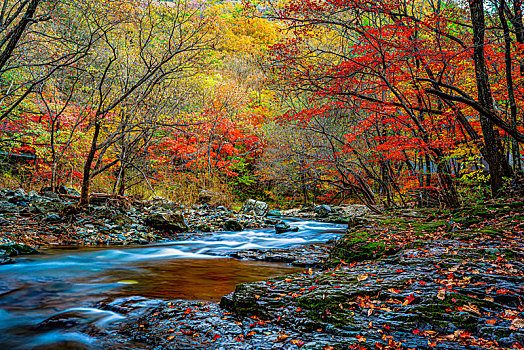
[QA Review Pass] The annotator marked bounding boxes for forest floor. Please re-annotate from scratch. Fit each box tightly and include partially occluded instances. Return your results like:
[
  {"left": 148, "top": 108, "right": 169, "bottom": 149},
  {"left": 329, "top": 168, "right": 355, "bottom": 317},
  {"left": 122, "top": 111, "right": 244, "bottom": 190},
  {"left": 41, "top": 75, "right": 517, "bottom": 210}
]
[{"left": 84, "top": 198, "right": 524, "bottom": 349}]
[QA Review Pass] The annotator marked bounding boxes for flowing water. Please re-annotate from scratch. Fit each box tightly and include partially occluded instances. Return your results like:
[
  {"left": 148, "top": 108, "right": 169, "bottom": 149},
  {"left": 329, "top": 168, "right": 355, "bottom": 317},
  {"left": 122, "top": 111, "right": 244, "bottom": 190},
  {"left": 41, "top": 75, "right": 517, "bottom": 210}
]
[{"left": 0, "top": 219, "right": 345, "bottom": 349}]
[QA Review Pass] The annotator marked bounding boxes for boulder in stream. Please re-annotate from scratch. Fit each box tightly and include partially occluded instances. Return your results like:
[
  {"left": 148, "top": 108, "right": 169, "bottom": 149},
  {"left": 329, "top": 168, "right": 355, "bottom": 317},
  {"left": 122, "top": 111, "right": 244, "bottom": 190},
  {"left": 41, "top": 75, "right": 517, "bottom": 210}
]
[
  {"left": 144, "top": 212, "right": 188, "bottom": 233},
  {"left": 267, "top": 209, "right": 281, "bottom": 217},
  {"left": 223, "top": 219, "right": 243, "bottom": 231},
  {"left": 314, "top": 204, "right": 332, "bottom": 217},
  {"left": 0, "top": 200, "right": 19, "bottom": 214},
  {"left": 275, "top": 222, "right": 299, "bottom": 234},
  {"left": 57, "top": 186, "right": 80, "bottom": 196}
]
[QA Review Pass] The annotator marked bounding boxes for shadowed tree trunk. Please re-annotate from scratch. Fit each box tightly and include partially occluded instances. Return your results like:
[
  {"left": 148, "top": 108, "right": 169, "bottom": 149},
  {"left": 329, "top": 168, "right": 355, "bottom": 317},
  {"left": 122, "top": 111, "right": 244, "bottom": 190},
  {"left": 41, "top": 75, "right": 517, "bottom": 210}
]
[{"left": 469, "top": 0, "right": 513, "bottom": 195}]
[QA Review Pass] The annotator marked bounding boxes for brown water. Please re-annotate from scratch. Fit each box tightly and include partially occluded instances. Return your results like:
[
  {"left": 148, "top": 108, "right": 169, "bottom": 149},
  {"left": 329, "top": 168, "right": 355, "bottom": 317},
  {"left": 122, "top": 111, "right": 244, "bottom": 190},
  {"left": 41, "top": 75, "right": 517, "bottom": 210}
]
[{"left": 108, "top": 258, "right": 303, "bottom": 301}]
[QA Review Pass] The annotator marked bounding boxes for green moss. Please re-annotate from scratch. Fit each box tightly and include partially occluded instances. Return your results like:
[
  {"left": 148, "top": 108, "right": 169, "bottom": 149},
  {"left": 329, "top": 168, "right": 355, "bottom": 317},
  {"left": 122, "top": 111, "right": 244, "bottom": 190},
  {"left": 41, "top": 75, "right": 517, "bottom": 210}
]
[
  {"left": 414, "top": 220, "right": 448, "bottom": 233},
  {"left": 297, "top": 292, "right": 354, "bottom": 327},
  {"left": 380, "top": 218, "right": 410, "bottom": 225},
  {"left": 0, "top": 243, "right": 38, "bottom": 257},
  {"left": 478, "top": 228, "right": 503, "bottom": 236},
  {"left": 329, "top": 217, "right": 348, "bottom": 224},
  {"left": 415, "top": 293, "right": 498, "bottom": 333}
]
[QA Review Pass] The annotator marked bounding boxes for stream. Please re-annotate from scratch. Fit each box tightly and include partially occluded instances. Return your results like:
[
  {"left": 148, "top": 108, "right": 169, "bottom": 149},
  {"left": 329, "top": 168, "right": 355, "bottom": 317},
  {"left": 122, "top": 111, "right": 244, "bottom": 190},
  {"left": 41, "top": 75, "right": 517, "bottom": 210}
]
[{"left": 0, "top": 219, "right": 345, "bottom": 350}]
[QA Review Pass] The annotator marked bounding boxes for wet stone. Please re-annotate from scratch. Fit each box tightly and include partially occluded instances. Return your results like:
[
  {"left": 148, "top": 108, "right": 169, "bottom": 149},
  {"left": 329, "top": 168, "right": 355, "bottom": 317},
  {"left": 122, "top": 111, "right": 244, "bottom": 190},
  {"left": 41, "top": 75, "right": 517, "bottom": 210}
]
[
  {"left": 267, "top": 209, "right": 281, "bottom": 217},
  {"left": 0, "top": 200, "right": 19, "bottom": 213},
  {"left": 144, "top": 213, "right": 188, "bottom": 233},
  {"left": 275, "top": 222, "right": 298, "bottom": 234},
  {"left": 313, "top": 204, "right": 332, "bottom": 218},
  {"left": 223, "top": 219, "right": 243, "bottom": 232},
  {"left": 241, "top": 199, "right": 269, "bottom": 216},
  {"left": 0, "top": 243, "right": 39, "bottom": 257}
]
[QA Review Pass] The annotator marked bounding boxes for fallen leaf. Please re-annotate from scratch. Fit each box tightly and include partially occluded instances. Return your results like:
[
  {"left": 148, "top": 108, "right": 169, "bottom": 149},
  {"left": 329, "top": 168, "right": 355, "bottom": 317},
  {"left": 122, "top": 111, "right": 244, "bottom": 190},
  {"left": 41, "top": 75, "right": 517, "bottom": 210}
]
[
  {"left": 486, "top": 319, "right": 497, "bottom": 325},
  {"left": 402, "top": 294, "right": 415, "bottom": 306},
  {"left": 437, "top": 289, "right": 446, "bottom": 300},
  {"left": 357, "top": 274, "right": 368, "bottom": 281},
  {"left": 117, "top": 280, "right": 138, "bottom": 284},
  {"left": 449, "top": 265, "right": 459, "bottom": 272},
  {"left": 291, "top": 339, "right": 305, "bottom": 347},
  {"left": 462, "top": 303, "right": 481, "bottom": 316},
  {"left": 511, "top": 318, "right": 524, "bottom": 329},
  {"left": 274, "top": 332, "right": 289, "bottom": 342}
]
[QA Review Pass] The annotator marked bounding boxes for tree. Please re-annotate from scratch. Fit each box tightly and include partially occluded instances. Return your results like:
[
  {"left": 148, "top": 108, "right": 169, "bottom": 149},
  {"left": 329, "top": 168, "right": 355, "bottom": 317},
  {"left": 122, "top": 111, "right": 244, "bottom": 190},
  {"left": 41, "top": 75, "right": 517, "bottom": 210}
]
[
  {"left": 262, "top": 0, "right": 524, "bottom": 206},
  {"left": 56, "top": 0, "right": 217, "bottom": 206},
  {"left": 0, "top": 0, "right": 95, "bottom": 121}
]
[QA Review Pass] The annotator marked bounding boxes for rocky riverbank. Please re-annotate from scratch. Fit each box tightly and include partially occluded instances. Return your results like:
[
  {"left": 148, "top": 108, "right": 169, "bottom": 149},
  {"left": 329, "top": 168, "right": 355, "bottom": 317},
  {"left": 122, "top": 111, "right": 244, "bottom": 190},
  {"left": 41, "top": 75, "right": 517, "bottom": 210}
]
[
  {"left": 0, "top": 189, "right": 278, "bottom": 252},
  {"left": 0, "top": 187, "right": 365, "bottom": 263},
  {"left": 60, "top": 199, "right": 524, "bottom": 349}
]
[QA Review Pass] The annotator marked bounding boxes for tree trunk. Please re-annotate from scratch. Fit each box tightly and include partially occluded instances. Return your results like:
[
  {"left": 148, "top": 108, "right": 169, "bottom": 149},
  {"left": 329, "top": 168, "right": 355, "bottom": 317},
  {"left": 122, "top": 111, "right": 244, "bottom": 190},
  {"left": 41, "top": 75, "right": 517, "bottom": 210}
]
[
  {"left": 469, "top": 0, "right": 513, "bottom": 195},
  {"left": 118, "top": 166, "right": 126, "bottom": 196},
  {"left": 78, "top": 122, "right": 101, "bottom": 206}
]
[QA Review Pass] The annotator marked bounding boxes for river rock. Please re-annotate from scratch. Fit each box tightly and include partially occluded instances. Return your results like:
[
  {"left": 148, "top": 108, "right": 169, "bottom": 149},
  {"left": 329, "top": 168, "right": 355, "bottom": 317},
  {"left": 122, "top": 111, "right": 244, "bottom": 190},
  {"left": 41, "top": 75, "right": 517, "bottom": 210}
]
[
  {"left": 7, "top": 188, "right": 28, "bottom": 204},
  {"left": 197, "top": 190, "right": 227, "bottom": 207},
  {"left": 241, "top": 199, "right": 269, "bottom": 216},
  {"left": 93, "top": 206, "right": 117, "bottom": 219},
  {"left": 41, "top": 188, "right": 60, "bottom": 199},
  {"left": 267, "top": 209, "right": 281, "bottom": 217},
  {"left": 223, "top": 219, "right": 243, "bottom": 231},
  {"left": 0, "top": 257, "right": 14, "bottom": 265},
  {"left": 196, "top": 223, "right": 212, "bottom": 232},
  {"left": 113, "top": 213, "right": 134, "bottom": 226},
  {"left": 314, "top": 204, "right": 332, "bottom": 217},
  {"left": 275, "top": 222, "right": 299, "bottom": 234},
  {"left": 0, "top": 243, "right": 38, "bottom": 257},
  {"left": 144, "top": 212, "right": 187, "bottom": 232},
  {"left": 347, "top": 215, "right": 372, "bottom": 228},
  {"left": 0, "top": 216, "right": 9, "bottom": 226},
  {"left": 31, "top": 197, "right": 65, "bottom": 215},
  {"left": 44, "top": 214, "right": 61, "bottom": 222},
  {"left": 27, "top": 191, "right": 40, "bottom": 200},
  {"left": 57, "top": 186, "right": 80, "bottom": 196},
  {"left": 216, "top": 205, "right": 228, "bottom": 213},
  {"left": 0, "top": 200, "right": 19, "bottom": 213}
]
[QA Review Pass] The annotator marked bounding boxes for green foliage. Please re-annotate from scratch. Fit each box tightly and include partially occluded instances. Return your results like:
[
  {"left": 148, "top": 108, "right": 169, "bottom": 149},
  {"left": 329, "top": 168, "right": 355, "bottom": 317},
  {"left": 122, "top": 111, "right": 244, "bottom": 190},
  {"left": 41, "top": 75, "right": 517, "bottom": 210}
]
[{"left": 457, "top": 170, "right": 491, "bottom": 204}]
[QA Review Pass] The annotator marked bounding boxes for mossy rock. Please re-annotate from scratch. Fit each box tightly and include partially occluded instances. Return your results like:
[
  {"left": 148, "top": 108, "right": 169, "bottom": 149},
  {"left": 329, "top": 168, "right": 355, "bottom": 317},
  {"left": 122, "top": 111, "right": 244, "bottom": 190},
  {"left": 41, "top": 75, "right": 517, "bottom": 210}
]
[
  {"left": 0, "top": 243, "right": 39, "bottom": 257},
  {"left": 297, "top": 290, "right": 354, "bottom": 327},
  {"left": 196, "top": 223, "right": 211, "bottom": 232},
  {"left": 223, "top": 219, "right": 243, "bottom": 232},
  {"left": 413, "top": 220, "right": 448, "bottom": 233},
  {"left": 478, "top": 228, "right": 503, "bottom": 236},
  {"left": 329, "top": 232, "right": 398, "bottom": 263},
  {"left": 144, "top": 212, "right": 187, "bottom": 232}
]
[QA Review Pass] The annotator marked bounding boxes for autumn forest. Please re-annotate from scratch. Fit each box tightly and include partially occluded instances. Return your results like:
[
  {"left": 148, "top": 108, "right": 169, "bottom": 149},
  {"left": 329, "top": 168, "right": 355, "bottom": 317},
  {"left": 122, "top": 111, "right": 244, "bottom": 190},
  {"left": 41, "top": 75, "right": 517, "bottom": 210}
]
[
  {"left": 1, "top": 0, "right": 524, "bottom": 349},
  {"left": 3, "top": 0, "right": 524, "bottom": 208}
]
